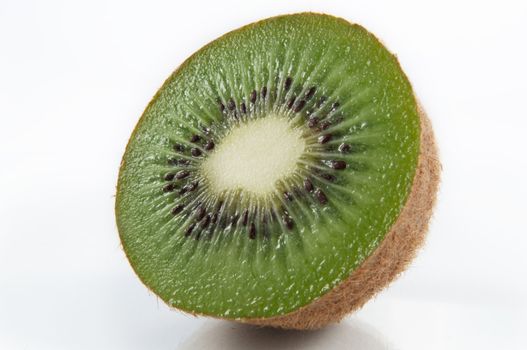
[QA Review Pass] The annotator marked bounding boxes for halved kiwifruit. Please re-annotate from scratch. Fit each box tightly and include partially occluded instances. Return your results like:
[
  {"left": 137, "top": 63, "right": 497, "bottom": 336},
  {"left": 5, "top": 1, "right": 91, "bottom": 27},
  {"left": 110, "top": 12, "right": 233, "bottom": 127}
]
[{"left": 116, "top": 13, "right": 440, "bottom": 330}]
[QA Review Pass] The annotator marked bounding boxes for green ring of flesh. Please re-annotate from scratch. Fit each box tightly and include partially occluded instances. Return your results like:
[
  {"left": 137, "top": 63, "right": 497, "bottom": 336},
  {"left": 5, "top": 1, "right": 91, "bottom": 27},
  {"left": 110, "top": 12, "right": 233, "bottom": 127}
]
[{"left": 116, "top": 13, "right": 420, "bottom": 318}]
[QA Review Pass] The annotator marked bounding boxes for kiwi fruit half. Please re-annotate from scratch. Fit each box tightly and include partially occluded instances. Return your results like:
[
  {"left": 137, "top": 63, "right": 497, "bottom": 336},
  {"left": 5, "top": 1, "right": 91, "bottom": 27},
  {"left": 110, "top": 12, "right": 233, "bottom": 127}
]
[{"left": 116, "top": 13, "right": 440, "bottom": 330}]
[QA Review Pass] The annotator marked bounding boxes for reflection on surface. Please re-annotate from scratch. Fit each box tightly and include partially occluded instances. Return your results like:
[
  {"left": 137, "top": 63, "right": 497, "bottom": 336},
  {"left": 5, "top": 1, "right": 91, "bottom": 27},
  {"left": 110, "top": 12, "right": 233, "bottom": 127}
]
[{"left": 177, "top": 318, "right": 396, "bottom": 350}]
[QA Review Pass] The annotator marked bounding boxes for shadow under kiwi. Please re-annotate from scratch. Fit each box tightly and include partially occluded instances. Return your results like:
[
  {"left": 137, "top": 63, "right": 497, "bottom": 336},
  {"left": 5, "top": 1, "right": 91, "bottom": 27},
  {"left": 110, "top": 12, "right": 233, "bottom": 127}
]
[{"left": 176, "top": 317, "right": 396, "bottom": 350}]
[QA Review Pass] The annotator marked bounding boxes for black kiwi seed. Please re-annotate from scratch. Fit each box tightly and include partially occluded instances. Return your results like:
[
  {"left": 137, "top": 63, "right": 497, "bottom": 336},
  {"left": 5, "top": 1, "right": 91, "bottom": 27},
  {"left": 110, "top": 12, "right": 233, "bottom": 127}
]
[
  {"left": 190, "top": 134, "right": 200, "bottom": 143},
  {"left": 320, "top": 121, "right": 331, "bottom": 130},
  {"left": 217, "top": 98, "right": 225, "bottom": 113},
  {"left": 282, "top": 215, "right": 294, "bottom": 230},
  {"left": 248, "top": 223, "right": 256, "bottom": 239},
  {"left": 250, "top": 90, "right": 257, "bottom": 103},
  {"left": 284, "top": 76, "right": 292, "bottom": 91},
  {"left": 315, "top": 189, "right": 328, "bottom": 205},
  {"left": 287, "top": 96, "right": 296, "bottom": 109},
  {"left": 168, "top": 158, "right": 178, "bottom": 165},
  {"left": 171, "top": 204, "right": 184, "bottom": 215},
  {"left": 227, "top": 98, "right": 236, "bottom": 111},
  {"left": 164, "top": 173, "right": 175, "bottom": 181},
  {"left": 195, "top": 206, "right": 206, "bottom": 221},
  {"left": 261, "top": 215, "right": 269, "bottom": 237},
  {"left": 175, "top": 170, "right": 190, "bottom": 179},
  {"left": 242, "top": 209, "right": 249, "bottom": 226},
  {"left": 173, "top": 144, "right": 185, "bottom": 152},
  {"left": 308, "top": 117, "right": 319, "bottom": 128},
  {"left": 162, "top": 183, "right": 176, "bottom": 193},
  {"left": 303, "top": 178, "right": 314, "bottom": 192},
  {"left": 261, "top": 86, "right": 267, "bottom": 99},
  {"left": 191, "top": 148, "right": 202, "bottom": 157},
  {"left": 305, "top": 86, "right": 317, "bottom": 100},
  {"left": 180, "top": 181, "right": 198, "bottom": 194},
  {"left": 338, "top": 143, "right": 351, "bottom": 153},
  {"left": 329, "top": 160, "right": 347, "bottom": 170},
  {"left": 241, "top": 102, "right": 247, "bottom": 114},
  {"left": 231, "top": 214, "right": 239, "bottom": 226},
  {"left": 320, "top": 173, "right": 336, "bottom": 182},
  {"left": 317, "top": 96, "right": 327, "bottom": 107},
  {"left": 294, "top": 100, "right": 306, "bottom": 113},
  {"left": 201, "top": 214, "right": 211, "bottom": 229},
  {"left": 283, "top": 191, "right": 293, "bottom": 201},
  {"left": 178, "top": 159, "right": 191, "bottom": 166},
  {"left": 318, "top": 134, "right": 332, "bottom": 144},
  {"left": 185, "top": 224, "right": 195, "bottom": 237},
  {"left": 331, "top": 102, "right": 340, "bottom": 111},
  {"left": 204, "top": 140, "right": 215, "bottom": 151}
]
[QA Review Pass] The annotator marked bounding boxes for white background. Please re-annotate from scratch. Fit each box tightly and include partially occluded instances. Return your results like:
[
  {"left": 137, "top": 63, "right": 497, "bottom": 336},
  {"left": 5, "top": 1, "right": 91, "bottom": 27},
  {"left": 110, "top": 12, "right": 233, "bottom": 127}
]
[{"left": 1, "top": 0, "right": 526, "bottom": 349}]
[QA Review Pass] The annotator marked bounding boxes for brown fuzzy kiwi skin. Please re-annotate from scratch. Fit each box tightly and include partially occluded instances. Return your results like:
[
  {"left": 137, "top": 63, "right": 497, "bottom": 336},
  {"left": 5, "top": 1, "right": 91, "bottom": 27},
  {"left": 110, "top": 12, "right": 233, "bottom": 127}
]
[
  {"left": 239, "top": 104, "right": 440, "bottom": 330},
  {"left": 115, "top": 12, "right": 440, "bottom": 330}
]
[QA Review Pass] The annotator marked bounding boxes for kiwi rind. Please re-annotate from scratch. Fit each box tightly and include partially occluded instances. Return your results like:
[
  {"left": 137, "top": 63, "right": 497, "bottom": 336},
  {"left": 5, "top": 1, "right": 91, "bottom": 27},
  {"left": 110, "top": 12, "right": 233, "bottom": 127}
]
[
  {"left": 115, "top": 12, "right": 440, "bottom": 329},
  {"left": 240, "top": 104, "right": 440, "bottom": 329}
]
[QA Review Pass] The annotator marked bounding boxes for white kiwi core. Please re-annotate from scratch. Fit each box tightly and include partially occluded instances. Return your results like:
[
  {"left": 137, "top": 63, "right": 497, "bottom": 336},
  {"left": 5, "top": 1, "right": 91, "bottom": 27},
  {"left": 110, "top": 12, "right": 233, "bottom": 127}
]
[{"left": 201, "top": 116, "right": 305, "bottom": 196}]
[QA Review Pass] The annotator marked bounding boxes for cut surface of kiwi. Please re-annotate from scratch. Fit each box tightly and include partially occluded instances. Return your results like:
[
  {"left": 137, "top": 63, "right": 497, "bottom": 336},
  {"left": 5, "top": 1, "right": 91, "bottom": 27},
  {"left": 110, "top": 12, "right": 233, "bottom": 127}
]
[{"left": 116, "top": 13, "right": 439, "bottom": 329}]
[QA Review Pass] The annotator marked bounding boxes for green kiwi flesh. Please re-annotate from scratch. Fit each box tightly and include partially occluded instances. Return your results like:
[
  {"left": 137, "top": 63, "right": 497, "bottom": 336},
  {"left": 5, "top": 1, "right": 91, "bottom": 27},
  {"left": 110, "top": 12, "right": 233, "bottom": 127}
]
[{"left": 116, "top": 13, "right": 423, "bottom": 324}]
